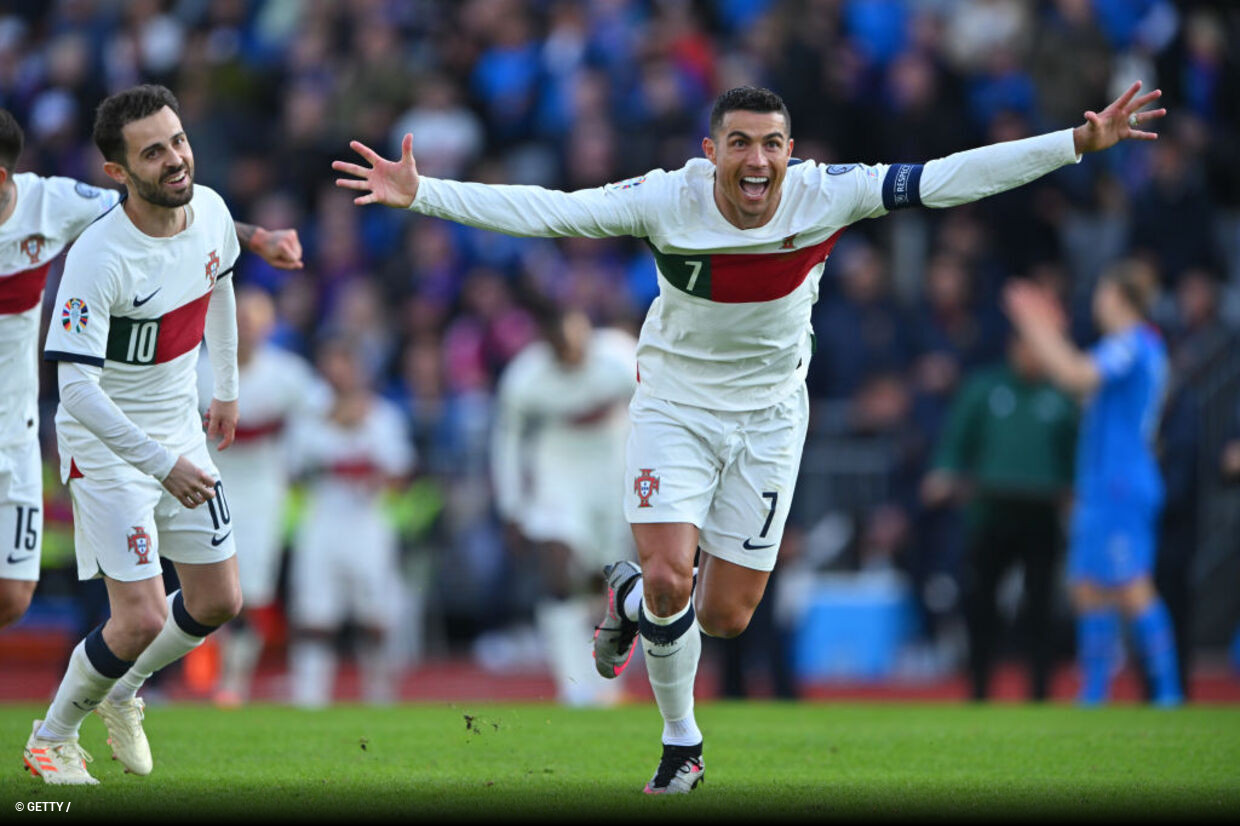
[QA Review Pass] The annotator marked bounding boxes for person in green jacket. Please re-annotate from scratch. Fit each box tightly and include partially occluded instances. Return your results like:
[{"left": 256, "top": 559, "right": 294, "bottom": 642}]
[{"left": 922, "top": 333, "right": 1078, "bottom": 700}]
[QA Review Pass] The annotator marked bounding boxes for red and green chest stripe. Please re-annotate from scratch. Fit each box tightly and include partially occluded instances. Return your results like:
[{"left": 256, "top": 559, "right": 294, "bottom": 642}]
[
  {"left": 104, "top": 291, "right": 213, "bottom": 365},
  {"left": 648, "top": 228, "right": 846, "bottom": 303}
]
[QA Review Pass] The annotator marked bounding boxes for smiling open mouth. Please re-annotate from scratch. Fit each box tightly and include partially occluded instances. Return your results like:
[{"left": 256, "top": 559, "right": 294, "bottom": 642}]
[
  {"left": 163, "top": 168, "right": 189, "bottom": 186},
  {"left": 739, "top": 175, "right": 769, "bottom": 200}
]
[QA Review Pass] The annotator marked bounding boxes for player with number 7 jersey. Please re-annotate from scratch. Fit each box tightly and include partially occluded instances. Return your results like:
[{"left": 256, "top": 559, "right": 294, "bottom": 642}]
[{"left": 336, "top": 79, "right": 1167, "bottom": 793}]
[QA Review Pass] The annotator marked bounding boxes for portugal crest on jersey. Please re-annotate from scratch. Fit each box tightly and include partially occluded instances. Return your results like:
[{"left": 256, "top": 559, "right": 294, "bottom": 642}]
[
  {"left": 205, "top": 249, "right": 220, "bottom": 288},
  {"left": 127, "top": 527, "right": 152, "bottom": 565},
  {"left": 634, "top": 468, "right": 660, "bottom": 508},
  {"left": 20, "top": 234, "right": 45, "bottom": 264},
  {"left": 61, "top": 298, "right": 89, "bottom": 332}
]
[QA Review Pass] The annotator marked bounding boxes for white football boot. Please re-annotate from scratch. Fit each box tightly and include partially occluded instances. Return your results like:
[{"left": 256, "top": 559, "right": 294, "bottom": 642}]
[
  {"left": 94, "top": 695, "right": 153, "bottom": 775},
  {"left": 23, "top": 720, "right": 99, "bottom": 785}
]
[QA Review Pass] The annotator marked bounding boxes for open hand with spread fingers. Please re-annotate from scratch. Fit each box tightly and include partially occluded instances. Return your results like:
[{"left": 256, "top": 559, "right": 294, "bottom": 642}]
[
  {"left": 1073, "top": 80, "right": 1166, "bottom": 154},
  {"left": 332, "top": 133, "right": 420, "bottom": 208}
]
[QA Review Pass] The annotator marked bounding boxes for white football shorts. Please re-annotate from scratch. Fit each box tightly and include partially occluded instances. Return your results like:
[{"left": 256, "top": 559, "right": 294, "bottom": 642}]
[
  {"left": 221, "top": 475, "right": 287, "bottom": 606},
  {"left": 289, "top": 509, "right": 399, "bottom": 631},
  {"left": 520, "top": 451, "right": 633, "bottom": 569},
  {"left": 624, "top": 384, "right": 808, "bottom": 572},
  {"left": 68, "top": 441, "right": 236, "bottom": 582},
  {"left": 0, "top": 438, "right": 44, "bottom": 582}
]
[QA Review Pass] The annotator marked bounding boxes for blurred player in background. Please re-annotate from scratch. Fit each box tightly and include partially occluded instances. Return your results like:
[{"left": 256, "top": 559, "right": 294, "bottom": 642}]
[
  {"left": 197, "top": 285, "right": 320, "bottom": 706},
  {"left": 337, "top": 81, "right": 1164, "bottom": 792},
  {"left": 0, "top": 106, "right": 300, "bottom": 635},
  {"left": 25, "top": 84, "right": 303, "bottom": 786},
  {"left": 492, "top": 302, "right": 637, "bottom": 707},
  {"left": 286, "top": 334, "right": 414, "bottom": 708},
  {"left": 1006, "top": 261, "right": 1182, "bottom": 706}
]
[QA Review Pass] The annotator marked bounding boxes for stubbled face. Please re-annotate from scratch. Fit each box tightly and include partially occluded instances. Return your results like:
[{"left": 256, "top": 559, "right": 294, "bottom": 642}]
[
  {"left": 115, "top": 105, "right": 195, "bottom": 208},
  {"left": 703, "top": 109, "right": 792, "bottom": 229}
]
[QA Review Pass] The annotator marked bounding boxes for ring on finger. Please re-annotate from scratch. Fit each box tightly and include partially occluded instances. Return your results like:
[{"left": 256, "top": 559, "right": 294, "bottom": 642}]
[{"left": 1128, "top": 113, "right": 1139, "bottom": 128}]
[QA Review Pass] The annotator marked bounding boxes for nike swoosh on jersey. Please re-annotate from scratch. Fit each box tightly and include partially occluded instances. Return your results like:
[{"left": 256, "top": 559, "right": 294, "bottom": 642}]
[
  {"left": 6, "top": 553, "right": 34, "bottom": 564},
  {"left": 742, "top": 539, "right": 775, "bottom": 550},
  {"left": 132, "top": 288, "right": 161, "bottom": 307},
  {"left": 210, "top": 530, "right": 232, "bottom": 547}
]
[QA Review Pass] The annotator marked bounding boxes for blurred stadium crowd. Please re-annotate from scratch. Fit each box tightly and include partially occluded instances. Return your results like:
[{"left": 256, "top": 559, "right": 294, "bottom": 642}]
[{"left": 3, "top": 0, "right": 1240, "bottom": 695}]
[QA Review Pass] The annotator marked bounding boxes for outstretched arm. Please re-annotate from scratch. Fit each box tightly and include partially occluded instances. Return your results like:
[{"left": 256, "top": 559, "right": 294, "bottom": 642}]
[
  {"left": 333, "top": 133, "right": 652, "bottom": 239},
  {"left": 850, "top": 81, "right": 1166, "bottom": 220},
  {"left": 235, "top": 222, "right": 304, "bottom": 270},
  {"left": 1003, "top": 281, "right": 1100, "bottom": 396}
]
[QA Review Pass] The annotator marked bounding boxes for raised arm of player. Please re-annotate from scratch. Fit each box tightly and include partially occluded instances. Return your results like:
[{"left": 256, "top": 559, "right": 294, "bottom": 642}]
[
  {"left": 1003, "top": 281, "right": 1100, "bottom": 396},
  {"left": 840, "top": 81, "right": 1166, "bottom": 224},
  {"left": 333, "top": 133, "right": 653, "bottom": 239},
  {"left": 234, "top": 222, "right": 304, "bottom": 270}
]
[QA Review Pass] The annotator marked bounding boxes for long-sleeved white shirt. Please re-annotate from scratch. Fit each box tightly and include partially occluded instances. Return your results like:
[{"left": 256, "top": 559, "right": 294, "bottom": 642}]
[
  {"left": 44, "top": 185, "right": 241, "bottom": 482},
  {"left": 412, "top": 129, "right": 1080, "bottom": 411}
]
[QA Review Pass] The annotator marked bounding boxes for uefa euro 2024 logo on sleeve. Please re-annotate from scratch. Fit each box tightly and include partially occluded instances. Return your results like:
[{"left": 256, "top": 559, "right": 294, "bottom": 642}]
[{"left": 62, "top": 298, "right": 89, "bottom": 332}]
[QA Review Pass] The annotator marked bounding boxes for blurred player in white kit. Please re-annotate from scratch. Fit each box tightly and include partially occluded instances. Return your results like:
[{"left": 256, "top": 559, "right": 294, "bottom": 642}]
[
  {"left": 492, "top": 303, "right": 637, "bottom": 706},
  {"left": 197, "top": 285, "right": 319, "bottom": 705},
  {"left": 286, "top": 334, "right": 414, "bottom": 707}
]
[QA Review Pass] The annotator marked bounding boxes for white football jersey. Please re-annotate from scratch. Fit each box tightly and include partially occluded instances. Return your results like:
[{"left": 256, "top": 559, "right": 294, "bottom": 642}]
[
  {"left": 0, "top": 174, "right": 119, "bottom": 447},
  {"left": 412, "top": 129, "right": 1079, "bottom": 411},
  {"left": 44, "top": 184, "right": 240, "bottom": 481},
  {"left": 491, "top": 327, "right": 636, "bottom": 522},
  {"left": 287, "top": 395, "right": 415, "bottom": 518}
]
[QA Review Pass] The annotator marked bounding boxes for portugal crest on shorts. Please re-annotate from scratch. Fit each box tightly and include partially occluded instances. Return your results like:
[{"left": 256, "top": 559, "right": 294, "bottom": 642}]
[
  {"left": 127, "top": 526, "right": 152, "bottom": 565},
  {"left": 634, "top": 468, "right": 660, "bottom": 508}
]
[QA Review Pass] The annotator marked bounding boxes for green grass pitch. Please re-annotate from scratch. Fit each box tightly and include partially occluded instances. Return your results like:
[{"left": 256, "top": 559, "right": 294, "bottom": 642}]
[{"left": 1, "top": 701, "right": 1237, "bottom": 821}]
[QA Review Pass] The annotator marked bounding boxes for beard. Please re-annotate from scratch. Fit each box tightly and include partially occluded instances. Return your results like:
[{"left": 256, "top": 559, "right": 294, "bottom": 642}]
[{"left": 126, "top": 161, "right": 195, "bottom": 208}]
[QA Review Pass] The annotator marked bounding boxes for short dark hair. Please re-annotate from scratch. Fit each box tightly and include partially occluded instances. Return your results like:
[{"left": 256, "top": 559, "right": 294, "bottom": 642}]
[
  {"left": 0, "top": 109, "right": 23, "bottom": 172},
  {"left": 709, "top": 86, "right": 790, "bottom": 138},
  {"left": 92, "top": 84, "right": 181, "bottom": 165}
]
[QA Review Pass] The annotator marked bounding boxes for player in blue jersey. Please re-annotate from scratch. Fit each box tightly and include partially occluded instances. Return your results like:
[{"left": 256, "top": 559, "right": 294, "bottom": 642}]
[{"left": 1006, "top": 261, "right": 1181, "bottom": 706}]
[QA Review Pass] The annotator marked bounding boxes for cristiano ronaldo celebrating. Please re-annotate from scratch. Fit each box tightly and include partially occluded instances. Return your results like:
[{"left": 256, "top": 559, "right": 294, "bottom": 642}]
[{"left": 336, "top": 81, "right": 1164, "bottom": 794}]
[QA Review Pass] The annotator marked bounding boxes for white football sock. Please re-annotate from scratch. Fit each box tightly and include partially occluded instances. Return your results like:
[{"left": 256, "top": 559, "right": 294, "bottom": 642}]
[
  {"left": 40, "top": 635, "right": 129, "bottom": 739},
  {"left": 358, "top": 633, "right": 396, "bottom": 705},
  {"left": 640, "top": 596, "right": 703, "bottom": 746},
  {"left": 218, "top": 624, "right": 263, "bottom": 700},
  {"left": 109, "top": 592, "right": 207, "bottom": 703},
  {"left": 290, "top": 638, "right": 336, "bottom": 709}
]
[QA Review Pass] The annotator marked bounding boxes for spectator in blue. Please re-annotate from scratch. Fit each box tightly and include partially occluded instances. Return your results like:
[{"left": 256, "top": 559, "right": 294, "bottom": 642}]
[{"left": 1005, "top": 260, "right": 1182, "bottom": 706}]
